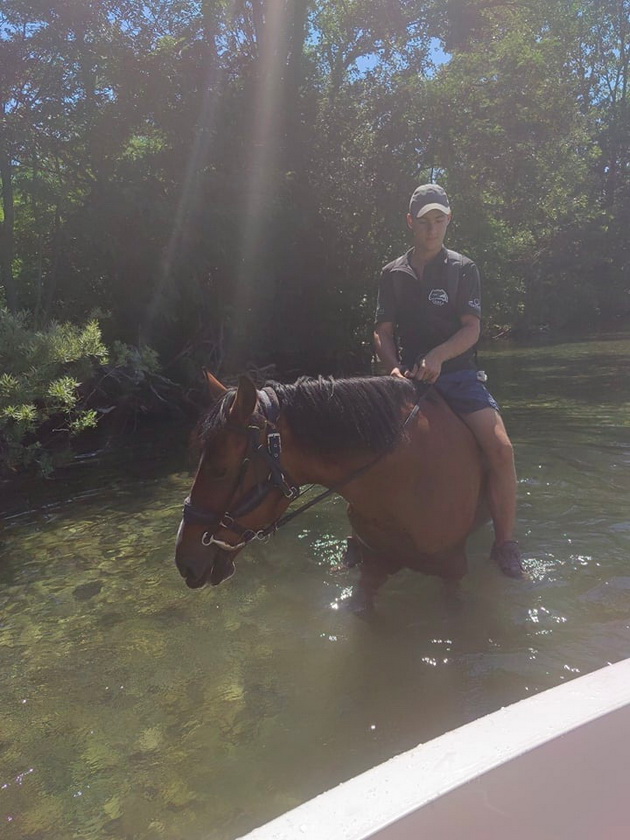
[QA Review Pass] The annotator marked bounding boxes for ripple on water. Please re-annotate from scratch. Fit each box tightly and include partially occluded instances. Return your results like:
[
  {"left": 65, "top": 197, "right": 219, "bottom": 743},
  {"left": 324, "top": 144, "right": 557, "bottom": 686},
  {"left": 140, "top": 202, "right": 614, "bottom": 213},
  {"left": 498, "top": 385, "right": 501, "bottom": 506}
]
[{"left": 580, "top": 576, "right": 630, "bottom": 606}]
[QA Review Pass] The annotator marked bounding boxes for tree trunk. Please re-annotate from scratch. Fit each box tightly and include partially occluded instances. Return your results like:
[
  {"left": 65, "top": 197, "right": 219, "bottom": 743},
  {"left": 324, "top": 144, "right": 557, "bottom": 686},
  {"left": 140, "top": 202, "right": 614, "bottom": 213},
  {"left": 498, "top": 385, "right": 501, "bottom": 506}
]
[
  {"left": 284, "top": 0, "right": 310, "bottom": 178},
  {"left": 0, "top": 142, "right": 18, "bottom": 312}
]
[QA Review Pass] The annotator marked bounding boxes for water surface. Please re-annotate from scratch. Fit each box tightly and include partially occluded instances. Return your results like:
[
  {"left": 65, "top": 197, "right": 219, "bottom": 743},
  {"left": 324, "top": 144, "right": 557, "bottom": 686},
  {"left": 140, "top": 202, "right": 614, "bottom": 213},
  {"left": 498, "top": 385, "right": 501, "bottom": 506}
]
[{"left": 1, "top": 332, "right": 629, "bottom": 839}]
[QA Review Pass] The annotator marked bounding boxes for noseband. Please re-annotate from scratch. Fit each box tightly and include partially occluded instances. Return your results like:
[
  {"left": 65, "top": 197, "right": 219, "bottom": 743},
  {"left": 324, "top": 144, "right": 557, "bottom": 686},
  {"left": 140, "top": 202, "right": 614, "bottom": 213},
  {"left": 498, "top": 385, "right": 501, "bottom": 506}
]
[{"left": 182, "top": 388, "right": 300, "bottom": 551}]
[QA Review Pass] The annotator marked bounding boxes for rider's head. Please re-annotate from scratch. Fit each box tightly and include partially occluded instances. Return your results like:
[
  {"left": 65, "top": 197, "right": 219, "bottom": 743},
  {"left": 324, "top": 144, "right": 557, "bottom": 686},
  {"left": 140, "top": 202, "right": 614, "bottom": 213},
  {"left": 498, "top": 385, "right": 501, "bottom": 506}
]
[{"left": 406, "top": 184, "right": 452, "bottom": 257}]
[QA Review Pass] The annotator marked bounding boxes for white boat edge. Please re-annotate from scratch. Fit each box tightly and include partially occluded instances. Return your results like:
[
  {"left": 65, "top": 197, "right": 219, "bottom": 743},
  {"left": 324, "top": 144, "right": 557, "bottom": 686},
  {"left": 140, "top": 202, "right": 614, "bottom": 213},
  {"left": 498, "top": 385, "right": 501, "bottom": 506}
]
[{"left": 236, "top": 657, "right": 630, "bottom": 839}]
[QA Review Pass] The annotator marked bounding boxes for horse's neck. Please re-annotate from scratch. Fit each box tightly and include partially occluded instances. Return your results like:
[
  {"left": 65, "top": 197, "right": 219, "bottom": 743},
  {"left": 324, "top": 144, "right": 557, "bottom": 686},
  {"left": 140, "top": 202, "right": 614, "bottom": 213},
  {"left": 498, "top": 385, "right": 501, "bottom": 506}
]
[{"left": 278, "top": 419, "right": 376, "bottom": 489}]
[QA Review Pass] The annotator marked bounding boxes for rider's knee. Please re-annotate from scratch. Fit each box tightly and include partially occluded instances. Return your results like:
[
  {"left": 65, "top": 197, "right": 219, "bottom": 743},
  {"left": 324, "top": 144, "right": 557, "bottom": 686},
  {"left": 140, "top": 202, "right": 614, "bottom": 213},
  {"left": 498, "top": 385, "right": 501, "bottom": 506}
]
[{"left": 485, "top": 433, "right": 514, "bottom": 467}]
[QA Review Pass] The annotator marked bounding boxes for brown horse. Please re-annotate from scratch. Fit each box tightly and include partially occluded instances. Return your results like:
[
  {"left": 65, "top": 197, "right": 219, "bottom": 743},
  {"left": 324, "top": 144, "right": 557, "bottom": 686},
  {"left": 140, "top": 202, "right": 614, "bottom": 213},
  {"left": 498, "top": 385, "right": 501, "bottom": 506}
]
[{"left": 175, "top": 372, "right": 489, "bottom": 610}]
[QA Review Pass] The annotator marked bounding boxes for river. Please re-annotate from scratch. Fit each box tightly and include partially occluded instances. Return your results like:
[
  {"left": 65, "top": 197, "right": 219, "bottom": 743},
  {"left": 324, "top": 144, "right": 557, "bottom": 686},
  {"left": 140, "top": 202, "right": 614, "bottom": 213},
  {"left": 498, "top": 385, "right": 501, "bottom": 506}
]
[{"left": 1, "top": 331, "right": 629, "bottom": 839}]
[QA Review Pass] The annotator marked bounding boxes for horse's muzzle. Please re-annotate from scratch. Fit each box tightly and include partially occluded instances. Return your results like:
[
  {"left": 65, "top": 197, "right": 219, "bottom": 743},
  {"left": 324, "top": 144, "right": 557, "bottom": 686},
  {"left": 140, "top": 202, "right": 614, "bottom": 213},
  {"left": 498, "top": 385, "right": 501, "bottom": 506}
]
[
  {"left": 176, "top": 550, "right": 235, "bottom": 589},
  {"left": 175, "top": 523, "right": 236, "bottom": 589}
]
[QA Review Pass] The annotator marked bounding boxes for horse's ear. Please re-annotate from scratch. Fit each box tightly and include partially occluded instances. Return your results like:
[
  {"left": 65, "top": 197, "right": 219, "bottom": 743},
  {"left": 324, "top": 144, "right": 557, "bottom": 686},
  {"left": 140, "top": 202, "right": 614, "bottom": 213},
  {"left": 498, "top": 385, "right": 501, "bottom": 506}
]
[
  {"left": 203, "top": 369, "right": 228, "bottom": 399},
  {"left": 229, "top": 375, "right": 258, "bottom": 424}
]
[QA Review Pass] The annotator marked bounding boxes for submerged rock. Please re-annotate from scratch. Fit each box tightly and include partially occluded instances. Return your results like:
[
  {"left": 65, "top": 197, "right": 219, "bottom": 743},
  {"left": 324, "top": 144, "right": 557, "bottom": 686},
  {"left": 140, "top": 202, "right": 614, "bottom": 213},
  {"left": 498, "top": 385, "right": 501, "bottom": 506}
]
[{"left": 72, "top": 580, "right": 103, "bottom": 601}]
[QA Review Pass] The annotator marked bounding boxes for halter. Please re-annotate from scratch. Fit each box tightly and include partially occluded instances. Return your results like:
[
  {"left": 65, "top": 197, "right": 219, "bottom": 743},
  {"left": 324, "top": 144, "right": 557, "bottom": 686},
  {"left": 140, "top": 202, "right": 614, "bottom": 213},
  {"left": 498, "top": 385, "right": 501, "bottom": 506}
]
[{"left": 182, "top": 383, "right": 429, "bottom": 552}]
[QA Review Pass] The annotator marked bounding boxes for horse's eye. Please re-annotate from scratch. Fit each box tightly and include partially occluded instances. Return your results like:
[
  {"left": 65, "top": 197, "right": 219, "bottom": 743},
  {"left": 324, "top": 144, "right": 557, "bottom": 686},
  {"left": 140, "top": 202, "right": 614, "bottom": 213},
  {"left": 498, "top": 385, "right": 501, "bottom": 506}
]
[{"left": 205, "top": 464, "right": 228, "bottom": 481}]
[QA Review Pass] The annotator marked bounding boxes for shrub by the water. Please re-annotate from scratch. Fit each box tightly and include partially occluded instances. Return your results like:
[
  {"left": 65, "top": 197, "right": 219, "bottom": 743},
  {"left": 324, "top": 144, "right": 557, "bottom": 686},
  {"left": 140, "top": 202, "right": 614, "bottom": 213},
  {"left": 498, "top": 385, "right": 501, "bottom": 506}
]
[{"left": 0, "top": 310, "right": 108, "bottom": 476}]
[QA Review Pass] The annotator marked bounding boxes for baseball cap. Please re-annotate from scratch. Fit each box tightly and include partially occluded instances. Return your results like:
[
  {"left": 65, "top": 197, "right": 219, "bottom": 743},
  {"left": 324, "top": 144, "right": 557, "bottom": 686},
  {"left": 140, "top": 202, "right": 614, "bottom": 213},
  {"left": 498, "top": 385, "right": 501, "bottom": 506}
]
[{"left": 409, "top": 184, "right": 451, "bottom": 218}]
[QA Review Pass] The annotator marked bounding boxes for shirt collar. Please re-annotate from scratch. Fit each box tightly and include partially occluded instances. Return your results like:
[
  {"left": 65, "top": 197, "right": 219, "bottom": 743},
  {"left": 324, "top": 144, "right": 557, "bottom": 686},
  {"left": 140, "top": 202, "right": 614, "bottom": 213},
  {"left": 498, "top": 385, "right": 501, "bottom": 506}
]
[{"left": 405, "top": 246, "right": 448, "bottom": 268}]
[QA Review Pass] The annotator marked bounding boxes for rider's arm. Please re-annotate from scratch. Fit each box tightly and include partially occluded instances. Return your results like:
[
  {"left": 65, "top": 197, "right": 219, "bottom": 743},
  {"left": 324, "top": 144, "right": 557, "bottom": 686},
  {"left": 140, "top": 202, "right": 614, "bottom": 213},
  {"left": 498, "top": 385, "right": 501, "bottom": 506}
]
[
  {"left": 410, "top": 314, "right": 480, "bottom": 383},
  {"left": 374, "top": 268, "right": 405, "bottom": 376},
  {"left": 432, "top": 260, "right": 482, "bottom": 362},
  {"left": 373, "top": 321, "right": 403, "bottom": 375},
  {"left": 428, "top": 314, "right": 480, "bottom": 364}
]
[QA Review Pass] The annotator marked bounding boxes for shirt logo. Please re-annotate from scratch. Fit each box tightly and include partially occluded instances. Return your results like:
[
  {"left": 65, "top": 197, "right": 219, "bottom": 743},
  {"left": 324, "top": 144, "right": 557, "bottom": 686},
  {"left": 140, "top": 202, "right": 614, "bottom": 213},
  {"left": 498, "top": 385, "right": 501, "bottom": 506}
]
[
  {"left": 428, "top": 288, "right": 449, "bottom": 306},
  {"left": 468, "top": 298, "right": 481, "bottom": 312}
]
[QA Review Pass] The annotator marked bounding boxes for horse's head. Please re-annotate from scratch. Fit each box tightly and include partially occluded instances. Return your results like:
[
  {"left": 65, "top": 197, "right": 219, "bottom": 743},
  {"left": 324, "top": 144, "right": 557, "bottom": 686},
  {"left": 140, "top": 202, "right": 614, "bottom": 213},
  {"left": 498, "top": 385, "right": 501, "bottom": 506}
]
[{"left": 175, "top": 373, "right": 300, "bottom": 589}]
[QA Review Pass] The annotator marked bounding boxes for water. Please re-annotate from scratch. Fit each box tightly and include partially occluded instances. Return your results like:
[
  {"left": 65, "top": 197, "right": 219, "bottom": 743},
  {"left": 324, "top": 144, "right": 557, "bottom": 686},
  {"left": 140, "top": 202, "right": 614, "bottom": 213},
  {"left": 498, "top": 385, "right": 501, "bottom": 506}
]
[{"left": 1, "top": 333, "right": 630, "bottom": 840}]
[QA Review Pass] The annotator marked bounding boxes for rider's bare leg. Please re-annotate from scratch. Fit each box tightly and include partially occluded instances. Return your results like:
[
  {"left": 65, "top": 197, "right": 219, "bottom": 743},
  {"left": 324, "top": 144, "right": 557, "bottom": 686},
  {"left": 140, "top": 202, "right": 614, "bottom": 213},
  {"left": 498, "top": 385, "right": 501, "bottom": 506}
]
[{"left": 461, "top": 407, "right": 524, "bottom": 577}]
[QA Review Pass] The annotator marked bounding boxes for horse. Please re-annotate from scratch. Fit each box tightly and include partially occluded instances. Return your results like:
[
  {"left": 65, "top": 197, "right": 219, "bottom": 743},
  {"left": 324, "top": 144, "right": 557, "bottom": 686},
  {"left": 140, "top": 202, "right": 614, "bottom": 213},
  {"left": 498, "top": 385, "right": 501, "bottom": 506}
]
[{"left": 174, "top": 372, "right": 489, "bottom": 610}]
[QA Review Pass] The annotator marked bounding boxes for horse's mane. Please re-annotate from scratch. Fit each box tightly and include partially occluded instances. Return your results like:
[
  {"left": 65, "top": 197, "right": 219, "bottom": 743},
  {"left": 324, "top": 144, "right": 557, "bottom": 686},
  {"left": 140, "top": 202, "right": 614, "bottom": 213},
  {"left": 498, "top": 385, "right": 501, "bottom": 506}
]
[{"left": 198, "top": 376, "right": 431, "bottom": 455}]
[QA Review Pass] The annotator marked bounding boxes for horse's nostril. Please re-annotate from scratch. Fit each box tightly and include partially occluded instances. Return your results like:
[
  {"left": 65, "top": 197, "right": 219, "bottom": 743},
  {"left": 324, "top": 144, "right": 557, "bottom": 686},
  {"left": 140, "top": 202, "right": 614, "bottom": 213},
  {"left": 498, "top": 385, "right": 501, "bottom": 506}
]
[
  {"left": 175, "top": 547, "right": 213, "bottom": 588},
  {"left": 175, "top": 557, "right": 197, "bottom": 582},
  {"left": 185, "top": 576, "right": 206, "bottom": 589},
  {"left": 175, "top": 521, "right": 221, "bottom": 589}
]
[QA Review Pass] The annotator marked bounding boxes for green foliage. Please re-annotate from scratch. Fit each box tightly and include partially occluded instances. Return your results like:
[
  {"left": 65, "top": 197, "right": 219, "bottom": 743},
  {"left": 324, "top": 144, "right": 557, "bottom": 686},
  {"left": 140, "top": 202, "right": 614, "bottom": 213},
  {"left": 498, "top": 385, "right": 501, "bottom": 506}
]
[
  {"left": 1, "top": 0, "right": 629, "bottom": 387},
  {"left": 110, "top": 342, "right": 160, "bottom": 376},
  {"left": 0, "top": 311, "right": 108, "bottom": 475}
]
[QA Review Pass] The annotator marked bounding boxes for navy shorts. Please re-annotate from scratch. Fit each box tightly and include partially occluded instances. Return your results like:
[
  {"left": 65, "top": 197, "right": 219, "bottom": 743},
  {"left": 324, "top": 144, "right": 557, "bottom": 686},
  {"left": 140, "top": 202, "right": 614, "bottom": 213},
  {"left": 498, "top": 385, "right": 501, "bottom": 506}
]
[{"left": 435, "top": 369, "right": 500, "bottom": 416}]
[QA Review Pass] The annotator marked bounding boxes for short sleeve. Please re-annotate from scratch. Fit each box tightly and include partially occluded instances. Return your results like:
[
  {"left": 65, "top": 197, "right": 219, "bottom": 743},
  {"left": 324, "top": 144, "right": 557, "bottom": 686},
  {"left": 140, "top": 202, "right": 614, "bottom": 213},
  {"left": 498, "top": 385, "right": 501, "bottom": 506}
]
[
  {"left": 374, "top": 271, "right": 397, "bottom": 325},
  {"left": 457, "top": 262, "right": 482, "bottom": 318}
]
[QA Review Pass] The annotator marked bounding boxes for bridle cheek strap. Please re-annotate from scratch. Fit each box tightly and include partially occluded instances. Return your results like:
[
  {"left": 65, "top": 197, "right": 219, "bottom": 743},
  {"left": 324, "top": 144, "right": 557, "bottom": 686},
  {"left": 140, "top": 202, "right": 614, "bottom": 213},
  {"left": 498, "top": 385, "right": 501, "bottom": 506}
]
[{"left": 182, "top": 390, "right": 300, "bottom": 550}]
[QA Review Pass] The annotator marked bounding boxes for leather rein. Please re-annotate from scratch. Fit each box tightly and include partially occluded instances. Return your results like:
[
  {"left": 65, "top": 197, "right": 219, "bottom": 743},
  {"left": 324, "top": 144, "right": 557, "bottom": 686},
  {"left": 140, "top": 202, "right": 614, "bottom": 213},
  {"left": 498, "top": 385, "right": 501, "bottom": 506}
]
[{"left": 182, "top": 384, "right": 428, "bottom": 553}]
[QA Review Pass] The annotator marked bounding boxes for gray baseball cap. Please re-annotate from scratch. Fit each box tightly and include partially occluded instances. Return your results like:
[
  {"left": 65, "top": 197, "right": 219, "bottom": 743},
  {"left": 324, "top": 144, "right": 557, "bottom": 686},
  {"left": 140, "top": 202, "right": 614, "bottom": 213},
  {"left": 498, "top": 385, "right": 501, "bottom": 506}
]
[{"left": 409, "top": 184, "right": 451, "bottom": 218}]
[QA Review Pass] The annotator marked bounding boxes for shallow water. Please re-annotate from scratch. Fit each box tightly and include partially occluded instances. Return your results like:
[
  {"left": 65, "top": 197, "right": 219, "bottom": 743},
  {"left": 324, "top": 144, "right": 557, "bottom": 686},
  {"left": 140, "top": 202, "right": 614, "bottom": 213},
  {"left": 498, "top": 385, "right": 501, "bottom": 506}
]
[{"left": 1, "top": 332, "right": 630, "bottom": 840}]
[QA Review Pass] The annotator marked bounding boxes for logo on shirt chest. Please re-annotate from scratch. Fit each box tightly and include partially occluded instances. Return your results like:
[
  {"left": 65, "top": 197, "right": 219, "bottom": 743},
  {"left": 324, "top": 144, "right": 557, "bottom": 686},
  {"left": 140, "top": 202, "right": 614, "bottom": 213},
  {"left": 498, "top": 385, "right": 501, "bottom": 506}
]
[{"left": 428, "top": 288, "right": 449, "bottom": 306}]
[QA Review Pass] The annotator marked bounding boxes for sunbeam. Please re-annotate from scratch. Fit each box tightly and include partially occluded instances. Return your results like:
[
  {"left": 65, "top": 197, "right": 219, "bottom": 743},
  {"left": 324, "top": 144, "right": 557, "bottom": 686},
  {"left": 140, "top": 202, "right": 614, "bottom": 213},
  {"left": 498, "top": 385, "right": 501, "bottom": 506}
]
[{"left": 231, "top": 0, "right": 293, "bottom": 358}]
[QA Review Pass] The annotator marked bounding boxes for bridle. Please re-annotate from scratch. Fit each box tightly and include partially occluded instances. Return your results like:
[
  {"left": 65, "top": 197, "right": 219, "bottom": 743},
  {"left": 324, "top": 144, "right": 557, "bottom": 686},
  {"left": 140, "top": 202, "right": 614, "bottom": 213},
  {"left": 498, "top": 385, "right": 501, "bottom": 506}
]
[
  {"left": 182, "top": 388, "right": 300, "bottom": 551},
  {"left": 182, "top": 383, "right": 429, "bottom": 553}
]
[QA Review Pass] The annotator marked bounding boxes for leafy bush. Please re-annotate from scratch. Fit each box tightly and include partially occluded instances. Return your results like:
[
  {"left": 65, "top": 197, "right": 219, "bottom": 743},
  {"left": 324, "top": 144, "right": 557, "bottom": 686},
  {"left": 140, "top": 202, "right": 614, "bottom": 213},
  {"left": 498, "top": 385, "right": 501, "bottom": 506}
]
[
  {"left": 85, "top": 341, "right": 185, "bottom": 424},
  {"left": 0, "top": 310, "right": 108, "bottom": 475}
]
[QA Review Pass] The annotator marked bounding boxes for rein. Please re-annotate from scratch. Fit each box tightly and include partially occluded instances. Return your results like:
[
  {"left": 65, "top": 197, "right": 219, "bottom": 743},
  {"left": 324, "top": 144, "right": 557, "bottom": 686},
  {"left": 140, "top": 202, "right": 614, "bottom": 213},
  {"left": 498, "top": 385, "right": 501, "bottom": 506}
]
[{"left": 183, "top": 382, "right": 430, "bottom": 552}]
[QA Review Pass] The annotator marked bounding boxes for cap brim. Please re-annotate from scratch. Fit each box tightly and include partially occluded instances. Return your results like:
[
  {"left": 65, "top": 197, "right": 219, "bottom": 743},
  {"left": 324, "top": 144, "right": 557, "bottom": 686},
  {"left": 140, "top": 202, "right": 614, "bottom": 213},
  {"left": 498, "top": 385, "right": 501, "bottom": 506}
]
[{"left": 415, "top": 203, "right": 451, "bottom": 218}]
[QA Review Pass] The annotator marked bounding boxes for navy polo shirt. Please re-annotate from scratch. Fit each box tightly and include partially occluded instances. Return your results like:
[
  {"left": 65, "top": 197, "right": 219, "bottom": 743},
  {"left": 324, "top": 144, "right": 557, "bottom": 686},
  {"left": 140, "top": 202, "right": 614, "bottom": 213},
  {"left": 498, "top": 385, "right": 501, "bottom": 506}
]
[{"left": 375, "top": 247, "right": 481, "bottom": 373}]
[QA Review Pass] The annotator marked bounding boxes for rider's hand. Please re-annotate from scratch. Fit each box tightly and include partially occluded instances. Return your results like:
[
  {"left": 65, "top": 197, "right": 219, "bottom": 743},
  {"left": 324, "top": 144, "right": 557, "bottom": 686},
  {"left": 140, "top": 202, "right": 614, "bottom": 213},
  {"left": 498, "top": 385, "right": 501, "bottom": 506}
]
[
  {"left": 405, "top": 351, "right": 443, "bottom": 384},
  {"left": 389, "top": 366, "right": 407, "bottom": 379}
]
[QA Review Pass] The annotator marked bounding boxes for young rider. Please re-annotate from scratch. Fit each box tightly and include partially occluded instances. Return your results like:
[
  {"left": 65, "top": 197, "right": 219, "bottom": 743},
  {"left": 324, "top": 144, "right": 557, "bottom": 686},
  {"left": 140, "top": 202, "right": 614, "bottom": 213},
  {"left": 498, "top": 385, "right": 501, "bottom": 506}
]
[{"left": 373, "top": 184, "right": 524, "bottom": 577}]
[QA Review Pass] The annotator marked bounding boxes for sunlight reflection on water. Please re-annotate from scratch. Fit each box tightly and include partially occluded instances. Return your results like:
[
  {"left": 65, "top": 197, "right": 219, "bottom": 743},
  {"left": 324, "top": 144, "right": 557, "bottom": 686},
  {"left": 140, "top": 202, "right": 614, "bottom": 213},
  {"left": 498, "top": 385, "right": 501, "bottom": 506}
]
[{"left": 1, "top": 333, "right": 630, "bottom": 839}]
